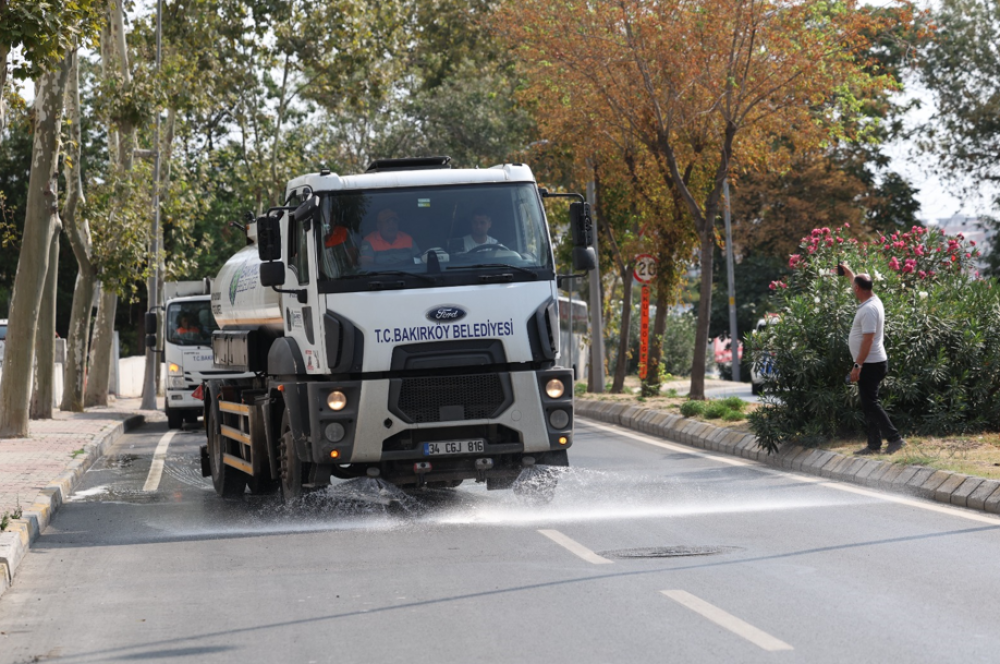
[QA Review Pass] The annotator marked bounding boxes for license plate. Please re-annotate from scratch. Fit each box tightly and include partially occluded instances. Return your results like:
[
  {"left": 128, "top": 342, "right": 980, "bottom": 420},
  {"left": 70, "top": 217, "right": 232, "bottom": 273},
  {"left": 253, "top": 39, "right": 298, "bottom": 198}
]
[{"left": 423, "top": 439, "right": 486, "bottom": 456}]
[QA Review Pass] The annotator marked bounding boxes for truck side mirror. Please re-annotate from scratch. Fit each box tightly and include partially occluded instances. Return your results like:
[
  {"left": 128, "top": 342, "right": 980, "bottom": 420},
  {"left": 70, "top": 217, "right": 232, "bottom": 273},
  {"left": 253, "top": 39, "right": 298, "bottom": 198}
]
[
  {"left": 569, "top": 201, "right": 593, "bottom": 248},
  {"left": 260, "top": 261, "right": 286, "bottom": 287},
  {"left": 572, "top": 246, "right": 597, "bottom": 272},
  {"left": 144, "top": 311, "right": 158, "bottom": 349},
  {"left": 257, "top": 216, "right": 282, "bottom": 262},
  {"left": 569, "top": 202, "right": 596, "bottom": 271}
]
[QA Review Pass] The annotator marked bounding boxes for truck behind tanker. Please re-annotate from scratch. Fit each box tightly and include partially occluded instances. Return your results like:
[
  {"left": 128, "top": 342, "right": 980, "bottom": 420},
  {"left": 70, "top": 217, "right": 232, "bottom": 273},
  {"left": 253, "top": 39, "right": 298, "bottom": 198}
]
[{"left": 198, "top": 157, "right": 595, "bottom": 501}]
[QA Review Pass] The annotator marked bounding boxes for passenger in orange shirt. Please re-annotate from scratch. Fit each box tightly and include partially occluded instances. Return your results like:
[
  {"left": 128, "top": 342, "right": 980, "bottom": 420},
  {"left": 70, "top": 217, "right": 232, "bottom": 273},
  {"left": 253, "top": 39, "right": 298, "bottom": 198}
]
[
  {"left": 360, "top": 208, "right": 421, "bottom": 265},
  {"left": 176, "top": 314, "right": 201, "bottom": 339}
]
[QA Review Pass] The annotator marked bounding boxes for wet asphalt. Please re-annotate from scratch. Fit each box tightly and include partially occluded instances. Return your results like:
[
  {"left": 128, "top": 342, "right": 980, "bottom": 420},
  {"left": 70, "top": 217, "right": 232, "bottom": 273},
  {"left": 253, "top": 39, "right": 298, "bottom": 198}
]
[{"left": 1, "top": 418, "right": 999, "bottom": 663}]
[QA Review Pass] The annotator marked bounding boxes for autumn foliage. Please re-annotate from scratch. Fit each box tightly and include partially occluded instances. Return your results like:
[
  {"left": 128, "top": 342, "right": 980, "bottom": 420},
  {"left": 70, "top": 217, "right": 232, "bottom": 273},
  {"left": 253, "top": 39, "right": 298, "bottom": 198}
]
[{"left": 496, "top": 0, "right": 909, "bottom": 397}]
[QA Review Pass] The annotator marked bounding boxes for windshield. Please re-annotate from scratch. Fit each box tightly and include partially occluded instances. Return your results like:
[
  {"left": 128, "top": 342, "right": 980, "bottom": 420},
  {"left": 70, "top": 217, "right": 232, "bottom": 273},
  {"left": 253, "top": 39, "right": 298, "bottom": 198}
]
[
  {"left": 315, "top": 182, "right": 553, "bottom": 291},
  {"left": 0, "top": 324, "right": 6, "bottom": 340},
  {"left": 166, "top": 301, "right": 216, "bottom": 346}
]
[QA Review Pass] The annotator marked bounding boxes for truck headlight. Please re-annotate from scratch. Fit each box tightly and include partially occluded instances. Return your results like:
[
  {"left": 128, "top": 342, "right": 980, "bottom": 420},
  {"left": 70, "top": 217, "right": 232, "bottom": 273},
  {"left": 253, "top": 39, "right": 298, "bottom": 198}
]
[
  {"left": 168, "top": 362, "right": 182, "bottom": 375},
  {"left": 545, "top": 378, "right": 565, "bottom": 399},
  {"left": 327, "top": 390, "right": 347, "bottom": 411},
  {"left": 168, "top": 376, "right": 186, "bottom": 389}
]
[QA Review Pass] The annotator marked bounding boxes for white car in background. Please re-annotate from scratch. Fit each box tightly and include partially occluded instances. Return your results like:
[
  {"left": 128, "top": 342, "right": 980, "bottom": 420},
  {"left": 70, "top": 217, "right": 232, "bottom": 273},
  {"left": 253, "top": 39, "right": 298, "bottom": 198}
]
[{"left": 750, "top": 314, "right": 780, "bottom": 395}]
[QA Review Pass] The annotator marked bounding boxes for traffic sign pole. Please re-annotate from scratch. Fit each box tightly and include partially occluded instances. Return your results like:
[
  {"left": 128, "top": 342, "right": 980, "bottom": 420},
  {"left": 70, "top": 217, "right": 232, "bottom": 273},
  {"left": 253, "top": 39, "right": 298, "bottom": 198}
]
[
  {"left": 639, "top": 285, "right": 650, "bottom": 380},
  {"left": 633, "top": 254, "right": 657, "bottom": 382}
]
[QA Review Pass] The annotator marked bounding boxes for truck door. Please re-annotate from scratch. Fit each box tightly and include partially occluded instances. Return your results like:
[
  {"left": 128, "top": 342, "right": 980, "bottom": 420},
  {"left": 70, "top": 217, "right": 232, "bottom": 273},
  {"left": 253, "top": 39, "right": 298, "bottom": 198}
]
[{"left": 284, "top": 193, "right": 325, "bottom": 373}]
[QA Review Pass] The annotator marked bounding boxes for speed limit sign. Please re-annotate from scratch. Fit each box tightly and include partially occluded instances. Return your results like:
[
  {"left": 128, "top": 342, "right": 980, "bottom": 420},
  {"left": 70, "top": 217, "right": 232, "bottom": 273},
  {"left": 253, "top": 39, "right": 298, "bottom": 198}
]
[{"left": 634, "top": 254, "right": 658, "bottom": 284}]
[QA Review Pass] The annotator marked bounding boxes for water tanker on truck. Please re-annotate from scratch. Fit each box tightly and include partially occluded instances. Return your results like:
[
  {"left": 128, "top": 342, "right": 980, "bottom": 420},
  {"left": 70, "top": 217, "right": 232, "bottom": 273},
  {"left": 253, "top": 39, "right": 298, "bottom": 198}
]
[{"left": 200, "top": 156, "right": 596, "bottom": 501}]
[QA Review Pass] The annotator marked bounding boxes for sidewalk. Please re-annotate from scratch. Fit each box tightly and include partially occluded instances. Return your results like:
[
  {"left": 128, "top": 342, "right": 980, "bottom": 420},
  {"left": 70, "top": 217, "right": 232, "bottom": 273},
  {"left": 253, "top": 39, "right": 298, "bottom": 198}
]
[{"left": 0, "top": 398, "right": 163, "bottom": 598}]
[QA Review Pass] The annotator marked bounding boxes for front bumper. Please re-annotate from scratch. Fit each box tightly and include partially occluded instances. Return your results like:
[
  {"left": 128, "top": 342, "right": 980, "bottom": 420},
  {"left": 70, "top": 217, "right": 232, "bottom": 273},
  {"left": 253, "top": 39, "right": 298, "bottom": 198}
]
[
  {"left": 295, "top": 368, "right": 574, "bottom": 475},
  {"left": 165, "top": 389, "right": 201, "bottom": 412}
]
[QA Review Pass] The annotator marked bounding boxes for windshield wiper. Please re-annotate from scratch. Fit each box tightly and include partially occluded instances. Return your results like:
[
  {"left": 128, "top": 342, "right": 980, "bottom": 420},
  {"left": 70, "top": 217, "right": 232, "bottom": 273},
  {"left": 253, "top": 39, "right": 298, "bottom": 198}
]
[
  {"left": 447, "top": 263, "right": 539, "bottom": 280},
  {"left": 338, "top": 270, "right": 437, "bottom": 284}
]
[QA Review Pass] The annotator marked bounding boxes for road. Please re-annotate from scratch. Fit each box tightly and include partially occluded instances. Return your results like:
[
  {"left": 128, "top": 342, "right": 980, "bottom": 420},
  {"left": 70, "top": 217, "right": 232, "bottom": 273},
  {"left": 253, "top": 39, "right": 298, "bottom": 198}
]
[{"left": 1, "top": 418, "right": 999, "bottom": 663}]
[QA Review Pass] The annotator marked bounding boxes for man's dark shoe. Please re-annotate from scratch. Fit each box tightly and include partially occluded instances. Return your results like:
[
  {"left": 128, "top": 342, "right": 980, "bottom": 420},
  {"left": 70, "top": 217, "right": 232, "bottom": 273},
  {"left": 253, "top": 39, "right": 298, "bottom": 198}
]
[
  {"left": 885, "top": 439, "right": 907, "bottom": 455},
  {"left": 854, "top": 447, "right": 881, "bottom": 456}
]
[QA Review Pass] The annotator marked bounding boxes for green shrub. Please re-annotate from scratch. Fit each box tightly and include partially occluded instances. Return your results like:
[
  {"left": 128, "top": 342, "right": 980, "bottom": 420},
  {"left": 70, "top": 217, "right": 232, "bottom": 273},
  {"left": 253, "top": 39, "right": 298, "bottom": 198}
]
[
  {"left": 680, "top": 400, "right": 705, "bottom": 418},
  {"left": 748, "top": 224, "right": 1000, "bottom": 452},
  {"left": 723, "top": 409, "right": 744, "bottom": 422},
  {"left": 661, "top": 312, "right": 698, "bottom": 376},
  {"left": 574, "top": 382, "right": 587, "bottom": 397},
  {"left": 703, "top": 401, "right": 729, "bottom": 419},
  {"left": 720, "top": 396, "right": 746, "bottom": 413}
]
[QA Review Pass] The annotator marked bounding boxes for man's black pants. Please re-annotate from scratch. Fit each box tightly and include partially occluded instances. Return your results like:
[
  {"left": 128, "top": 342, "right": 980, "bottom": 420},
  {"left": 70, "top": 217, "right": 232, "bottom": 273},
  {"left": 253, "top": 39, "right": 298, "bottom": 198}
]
[{"left": 858, "top": 360, "right": 902, "bottom": 451}]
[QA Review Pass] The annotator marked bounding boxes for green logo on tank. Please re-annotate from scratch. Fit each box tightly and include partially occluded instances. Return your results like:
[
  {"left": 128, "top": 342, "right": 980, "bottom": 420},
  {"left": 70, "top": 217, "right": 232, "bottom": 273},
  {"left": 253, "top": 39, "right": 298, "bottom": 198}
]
[{"left": 229, "top": 262, "right": 245, "bottom": 305}]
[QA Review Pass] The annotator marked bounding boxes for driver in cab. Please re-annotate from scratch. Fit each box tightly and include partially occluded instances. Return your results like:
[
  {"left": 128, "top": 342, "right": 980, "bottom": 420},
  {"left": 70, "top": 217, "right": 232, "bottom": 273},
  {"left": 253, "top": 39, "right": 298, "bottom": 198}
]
[
  {"left": 461, "top": 210, "right": 498, "bottom": 252},
  {"left": 359, "top": 208, "right": 421, "bottom": 265}
]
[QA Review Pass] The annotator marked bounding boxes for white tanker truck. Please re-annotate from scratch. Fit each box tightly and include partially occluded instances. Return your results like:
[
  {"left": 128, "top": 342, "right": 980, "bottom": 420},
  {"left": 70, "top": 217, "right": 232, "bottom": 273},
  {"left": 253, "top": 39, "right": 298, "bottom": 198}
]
[{"left": 197, "top": 156, "right": 596, "bottom": 501}]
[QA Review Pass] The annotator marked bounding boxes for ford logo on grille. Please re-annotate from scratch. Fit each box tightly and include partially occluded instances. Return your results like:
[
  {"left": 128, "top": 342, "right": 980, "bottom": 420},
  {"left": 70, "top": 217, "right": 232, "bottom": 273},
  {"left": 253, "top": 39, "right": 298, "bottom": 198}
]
[{"left": 427, "top": 306, "right": 466, "bottom": 323}]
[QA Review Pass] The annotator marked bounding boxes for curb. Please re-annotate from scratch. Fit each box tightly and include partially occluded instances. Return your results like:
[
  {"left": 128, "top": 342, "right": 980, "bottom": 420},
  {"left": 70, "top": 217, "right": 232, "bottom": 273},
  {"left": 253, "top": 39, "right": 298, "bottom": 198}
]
[
  {"left": 576, "top": 398, "right": 1000, "bottom": 516},
  {"left": 0, "top": 414, "right": 146, "bottom": 599}
]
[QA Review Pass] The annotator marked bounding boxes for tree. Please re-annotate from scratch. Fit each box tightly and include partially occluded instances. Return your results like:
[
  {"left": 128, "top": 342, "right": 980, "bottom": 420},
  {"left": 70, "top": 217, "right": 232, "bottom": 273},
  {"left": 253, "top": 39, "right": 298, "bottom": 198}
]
[
  {"left": 61, "top": 47, "right": 95, "bottom": 412},
  {"left": 920, "top": 0, "right": 1000, "bottom": 191},
  {"left": 0, "top": 0, "right": 102, "bottom": 144},
  {"left": 0, "top": 52, "right": 72, "bottom": 437},
  {"left": 499, "top": 0, "right": 903, "bottom": 398}
]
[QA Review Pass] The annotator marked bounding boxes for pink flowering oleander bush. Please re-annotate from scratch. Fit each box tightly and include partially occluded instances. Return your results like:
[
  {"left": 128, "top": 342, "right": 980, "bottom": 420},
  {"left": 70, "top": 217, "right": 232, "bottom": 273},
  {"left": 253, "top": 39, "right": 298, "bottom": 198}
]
[{"left": 747, "top": 224, "right": 1000, "bottom": 452}]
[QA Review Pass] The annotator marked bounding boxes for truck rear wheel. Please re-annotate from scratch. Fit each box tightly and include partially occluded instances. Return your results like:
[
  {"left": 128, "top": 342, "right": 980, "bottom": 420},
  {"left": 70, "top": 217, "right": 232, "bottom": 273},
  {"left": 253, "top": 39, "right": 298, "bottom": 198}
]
[
  {"left": 208, "top": 405, "right": 247, "bottom": 498},
  {"left": 279, "top": 409, "right": 305, "bottom": 503}
]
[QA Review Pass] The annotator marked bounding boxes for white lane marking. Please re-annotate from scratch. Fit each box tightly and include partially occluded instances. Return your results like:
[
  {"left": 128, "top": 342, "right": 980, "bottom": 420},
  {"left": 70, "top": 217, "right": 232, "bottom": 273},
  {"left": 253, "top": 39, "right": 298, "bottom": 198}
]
[
  {"left": 143, "top": 430, "right": 179, "bottom": 492},
  {"left": 538, "top": 529, "right": 613, "bottom": 565},
  {"left": 661, "top": 590, "right": 793, "bottom": 652},
  {"left": 579, "top": 419, "right": 1000, "bottom": 526}
]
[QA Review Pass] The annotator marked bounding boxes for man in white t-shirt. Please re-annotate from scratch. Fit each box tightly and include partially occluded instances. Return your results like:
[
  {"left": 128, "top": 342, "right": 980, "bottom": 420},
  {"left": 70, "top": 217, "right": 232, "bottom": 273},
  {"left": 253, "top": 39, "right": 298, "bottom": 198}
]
[
  {"left": 461, "top": 211, "right": 498, "bottom": 251},
  {"left": 837, "top": 264, "right": 905, "bottom": 456}
]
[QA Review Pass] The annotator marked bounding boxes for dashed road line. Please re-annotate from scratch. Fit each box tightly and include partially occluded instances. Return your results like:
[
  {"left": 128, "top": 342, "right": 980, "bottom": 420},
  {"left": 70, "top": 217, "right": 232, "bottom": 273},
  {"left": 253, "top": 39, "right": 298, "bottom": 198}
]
[
  {"left": 143, "top": 430, "right": 178, "bottom": 492},
  {"left": 579, "top": 419, "right": 1000, "bottom": 526},
  {"left": 661, "top": 589, "right": 793, "bottom": 652},
  {"left": 537, "top": 529, "right": 613, "bottom": 565}
]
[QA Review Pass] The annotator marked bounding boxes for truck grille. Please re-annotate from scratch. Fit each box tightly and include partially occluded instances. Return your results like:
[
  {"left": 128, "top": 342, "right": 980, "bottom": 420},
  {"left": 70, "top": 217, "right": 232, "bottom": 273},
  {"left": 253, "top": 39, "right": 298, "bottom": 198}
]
[{"left": 396, "top": 374, "right": 507, "bottom": 423}]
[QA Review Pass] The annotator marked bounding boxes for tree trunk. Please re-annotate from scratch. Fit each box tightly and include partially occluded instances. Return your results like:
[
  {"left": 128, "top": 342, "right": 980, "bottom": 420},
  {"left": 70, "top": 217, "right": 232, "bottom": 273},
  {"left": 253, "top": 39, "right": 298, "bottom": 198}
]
[
  {"left": 0, "top": 54, "right": 72, "bottom": 438},
  {"left": 689, "top": 232, "right": 715, "bottom": 400},
  {"left": 84, "top": 288, "right": 117, "bottom": 407},
  {"left": 86, "top": 0, "right": 134, "bottom": 409},
  {"left": 61, "top": 47, "right": 94, "bottom": 412},
  {"left": 0, "top": 44, "right": 9, "bottom": 142},
  {"left": 643, "top": 283, "right": 669, "bottom": 397},
  {"left": 612, "top": 265, "right": 634, "bottom": 393},
  {"left": 31, "top": 228, "right": 61, "bottom": 419}
]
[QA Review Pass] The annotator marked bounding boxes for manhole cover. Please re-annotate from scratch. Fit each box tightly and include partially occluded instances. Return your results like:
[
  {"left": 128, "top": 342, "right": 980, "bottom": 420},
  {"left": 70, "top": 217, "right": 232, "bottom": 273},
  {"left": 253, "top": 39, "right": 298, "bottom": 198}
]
[{"left": 600, "top": 545, "right": 740, "bottom": 559}]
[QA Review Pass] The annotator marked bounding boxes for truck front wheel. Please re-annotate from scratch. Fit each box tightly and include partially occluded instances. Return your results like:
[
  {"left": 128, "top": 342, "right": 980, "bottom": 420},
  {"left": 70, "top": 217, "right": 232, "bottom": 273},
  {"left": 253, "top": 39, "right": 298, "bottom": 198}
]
[
  {"left": 166, "top": 407, "right": 183, "bottom": 430},
  {"left": 279, "top": 409, "right": 305, "bottom": 503},
  {"left": 207, "top": 406, "right": 247, "bottom": 498}
]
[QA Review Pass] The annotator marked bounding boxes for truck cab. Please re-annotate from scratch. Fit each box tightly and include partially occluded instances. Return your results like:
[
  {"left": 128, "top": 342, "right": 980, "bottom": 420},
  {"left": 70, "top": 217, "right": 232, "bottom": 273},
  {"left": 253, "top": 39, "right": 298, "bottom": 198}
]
[
  {"left": 162, "top": 281, "right": 251, "bottom": 428},
  {"left": 203, "top": 157, "right": 595, "bottom": 501}
]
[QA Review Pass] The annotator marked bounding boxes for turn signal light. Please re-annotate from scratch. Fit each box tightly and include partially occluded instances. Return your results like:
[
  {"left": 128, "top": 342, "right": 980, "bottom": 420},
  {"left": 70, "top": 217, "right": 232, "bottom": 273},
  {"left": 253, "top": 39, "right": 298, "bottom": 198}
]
[
  {"left": 168, "top": 362, "right": 181, "bottom": 375},
  {"left": 558, "top": 436, "right": 569, "bottom": 445},
  {"left": 330, "top": 450, "right": 340, "bottom": 459}
]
